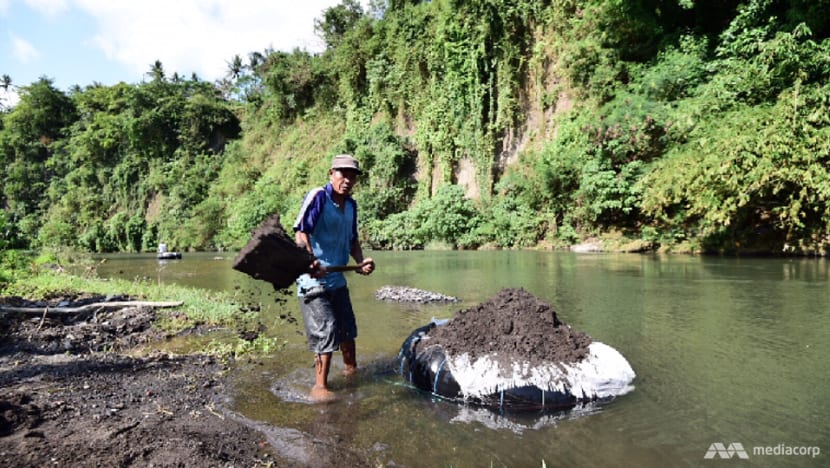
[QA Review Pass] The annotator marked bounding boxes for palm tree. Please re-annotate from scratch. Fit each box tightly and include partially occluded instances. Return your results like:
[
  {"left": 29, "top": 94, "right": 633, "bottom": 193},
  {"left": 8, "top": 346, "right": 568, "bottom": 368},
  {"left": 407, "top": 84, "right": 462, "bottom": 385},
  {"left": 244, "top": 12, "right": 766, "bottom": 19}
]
[
  {"left": 248, "top": 51, "right": 265, "bottom": 73},
  {"left": 226, "top": 54, "right": 244, "bottom": 80},
  {"left": 147, "top": 60, "right": 165, "bottom": 82},
  {"left": 0, "top": 74, "right": 13, "bottom": 110}
]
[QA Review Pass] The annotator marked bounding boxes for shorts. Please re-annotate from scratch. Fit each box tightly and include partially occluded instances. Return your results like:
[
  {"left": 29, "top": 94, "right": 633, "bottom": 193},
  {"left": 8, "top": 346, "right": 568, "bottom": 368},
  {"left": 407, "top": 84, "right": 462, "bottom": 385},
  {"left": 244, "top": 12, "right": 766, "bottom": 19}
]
[{"left": 298, "top": 286, "right": 357, "bottom": 354}]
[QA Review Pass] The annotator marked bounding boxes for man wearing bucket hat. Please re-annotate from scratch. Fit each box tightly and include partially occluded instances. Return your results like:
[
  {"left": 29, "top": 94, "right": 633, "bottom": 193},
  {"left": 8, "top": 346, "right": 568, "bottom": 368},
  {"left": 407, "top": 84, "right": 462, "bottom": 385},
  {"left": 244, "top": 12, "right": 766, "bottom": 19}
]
[{"left": 293, "top": 154, "right": 376, "bottom": 401}]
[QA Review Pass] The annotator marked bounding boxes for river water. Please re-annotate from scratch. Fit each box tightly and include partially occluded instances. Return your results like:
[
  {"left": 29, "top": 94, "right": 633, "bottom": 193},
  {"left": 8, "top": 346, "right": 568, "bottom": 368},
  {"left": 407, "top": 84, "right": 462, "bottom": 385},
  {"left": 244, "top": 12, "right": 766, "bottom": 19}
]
[{"left": 94, "top": 250, "right": 829, "bottom": 467}]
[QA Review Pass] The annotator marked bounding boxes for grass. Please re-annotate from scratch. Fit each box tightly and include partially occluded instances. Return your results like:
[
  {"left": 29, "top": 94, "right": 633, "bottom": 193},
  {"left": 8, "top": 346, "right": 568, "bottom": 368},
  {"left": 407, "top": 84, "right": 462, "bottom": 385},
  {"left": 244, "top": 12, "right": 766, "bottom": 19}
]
[
  {"left": 2, "top": 269, "right": 245, "bottom": 330},
  {"left": 1, "top": 248, "right": 284, "bottom": 356}
]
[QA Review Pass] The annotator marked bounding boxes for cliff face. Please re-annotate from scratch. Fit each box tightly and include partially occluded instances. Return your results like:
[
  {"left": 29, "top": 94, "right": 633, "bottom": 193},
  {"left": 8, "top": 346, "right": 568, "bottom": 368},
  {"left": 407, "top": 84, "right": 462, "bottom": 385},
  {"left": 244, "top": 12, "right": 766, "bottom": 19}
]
[
  {"left": 486, "top": 62, "right": 575, "bottom": 197},
  {"left": 409, "top": 38, "right": 574, "bottom": 202}
]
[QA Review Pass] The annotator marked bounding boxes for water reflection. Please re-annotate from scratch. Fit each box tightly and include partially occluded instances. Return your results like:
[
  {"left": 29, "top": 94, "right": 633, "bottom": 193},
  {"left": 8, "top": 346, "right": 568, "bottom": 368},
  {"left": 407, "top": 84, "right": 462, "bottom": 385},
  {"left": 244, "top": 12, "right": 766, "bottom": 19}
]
[{"left": 447, "top": 401, "right": 604, "bottom": 434}]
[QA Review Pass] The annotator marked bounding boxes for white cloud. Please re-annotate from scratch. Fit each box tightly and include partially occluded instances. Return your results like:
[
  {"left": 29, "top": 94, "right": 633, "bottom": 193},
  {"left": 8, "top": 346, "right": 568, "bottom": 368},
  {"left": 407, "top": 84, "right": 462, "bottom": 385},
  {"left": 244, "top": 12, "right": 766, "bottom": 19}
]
[
  {"left": 1, "top": 88, "right": 20, "bottom": 108},
  {"left": 25, "top": 0, "right": 70, "bottom": 16},
  {"left": 0, "top": 0, "right": 10, "bottom": 14},
  {"left": 10, "top": 33, "right": 41, "bottom": 63},
  {"left": 73, "top": 0, "right": 339, "bottom": 83}
]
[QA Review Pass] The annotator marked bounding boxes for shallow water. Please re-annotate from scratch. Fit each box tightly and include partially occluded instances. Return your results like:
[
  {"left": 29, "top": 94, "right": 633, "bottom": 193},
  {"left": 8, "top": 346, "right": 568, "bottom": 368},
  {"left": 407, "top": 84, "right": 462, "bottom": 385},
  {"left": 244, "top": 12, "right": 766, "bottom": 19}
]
[{"left": 95, "top": 250, "right": 830, "bottom": 467}]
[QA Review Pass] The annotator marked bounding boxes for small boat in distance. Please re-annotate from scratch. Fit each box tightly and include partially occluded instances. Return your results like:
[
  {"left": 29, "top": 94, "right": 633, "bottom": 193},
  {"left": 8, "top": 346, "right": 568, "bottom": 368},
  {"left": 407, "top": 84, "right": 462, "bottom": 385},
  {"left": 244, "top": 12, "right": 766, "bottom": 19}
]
[{"left": 157, "top": 243, "right": 182, "bottom": 260}]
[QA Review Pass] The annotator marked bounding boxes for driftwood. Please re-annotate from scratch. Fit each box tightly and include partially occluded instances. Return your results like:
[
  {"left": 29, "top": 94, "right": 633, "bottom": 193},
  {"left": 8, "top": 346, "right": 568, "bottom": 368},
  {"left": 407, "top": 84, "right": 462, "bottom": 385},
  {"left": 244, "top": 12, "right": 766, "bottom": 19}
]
[{"left": 0, "top": 301, "right": 184, "bottom": 316}]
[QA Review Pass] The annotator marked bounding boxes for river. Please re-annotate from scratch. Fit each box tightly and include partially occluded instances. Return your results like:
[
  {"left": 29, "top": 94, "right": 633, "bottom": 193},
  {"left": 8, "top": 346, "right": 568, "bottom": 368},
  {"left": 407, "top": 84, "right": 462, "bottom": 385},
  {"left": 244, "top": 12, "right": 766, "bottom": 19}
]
[{"left": 94, "top": 250, "right": 829, "bottom": 467}]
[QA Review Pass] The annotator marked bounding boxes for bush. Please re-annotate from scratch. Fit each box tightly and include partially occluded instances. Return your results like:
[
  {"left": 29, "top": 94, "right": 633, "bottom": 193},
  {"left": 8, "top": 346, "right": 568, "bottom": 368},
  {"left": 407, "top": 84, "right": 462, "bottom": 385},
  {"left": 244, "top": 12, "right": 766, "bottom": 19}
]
[
  {"left": 478, "top": 197, "right": 544, "bottom": 248},
  {"left": 633, "top": 35, "right": 709, "bottom": 102},
  {"left": 573, "top": 158, "right": 645, "bottom": 228},
  {"left": 365, "top": 213, "right": 425, "bottom": 250},
  {"left": 638, "top": 83, "right": 830, "bottom": 252},
  {"left": 218, "top": 187, "right": 291, "bottom": 250},
  {"left": 363, "top": 185, "right": 481, "bottom": 249},
  {"left": 0, "top": 249, "right": 32, "bottom": 287},
  {"left": 415, "top": 185, "right": 480, "bottom": 247},
  {"left": 0, "top": 210, "right": 20, "bottom": 249},
  {"left": 343, "top": 122, "right": 417, "bottom": 222}
]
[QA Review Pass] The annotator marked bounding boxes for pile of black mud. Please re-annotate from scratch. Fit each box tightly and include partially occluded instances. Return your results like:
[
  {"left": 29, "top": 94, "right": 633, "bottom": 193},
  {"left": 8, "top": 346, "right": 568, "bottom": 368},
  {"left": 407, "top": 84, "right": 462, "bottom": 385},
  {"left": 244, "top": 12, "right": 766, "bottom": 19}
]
[
  {"left": 0, "top": 293, "right": 285, "bottom": 467},
  {"left": 426, "top": 287, "right": 592, "bottom": 372}
]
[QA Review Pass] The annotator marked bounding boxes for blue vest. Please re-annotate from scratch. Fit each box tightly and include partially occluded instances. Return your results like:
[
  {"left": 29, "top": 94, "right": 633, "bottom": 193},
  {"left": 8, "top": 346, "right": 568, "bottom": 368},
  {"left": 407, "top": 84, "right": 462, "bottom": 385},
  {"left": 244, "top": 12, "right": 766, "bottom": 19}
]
[{"left": 293, "top": 184, "right": 358, "bottom": 295}]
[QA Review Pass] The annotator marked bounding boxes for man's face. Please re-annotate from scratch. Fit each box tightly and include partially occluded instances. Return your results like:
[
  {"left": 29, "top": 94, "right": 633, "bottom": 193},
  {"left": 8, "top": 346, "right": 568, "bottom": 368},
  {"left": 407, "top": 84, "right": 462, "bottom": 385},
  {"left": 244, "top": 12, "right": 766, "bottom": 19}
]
[{"left": 329, "top": 168, "right": 359, "bottom": 196}]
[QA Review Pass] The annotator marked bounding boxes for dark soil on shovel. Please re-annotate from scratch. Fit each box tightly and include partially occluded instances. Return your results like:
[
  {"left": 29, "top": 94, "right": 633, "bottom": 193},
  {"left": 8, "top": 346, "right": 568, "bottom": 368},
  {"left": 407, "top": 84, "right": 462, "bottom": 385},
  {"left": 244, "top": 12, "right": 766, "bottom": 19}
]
[{"left": 232, "top": 213, "right": 315, "bottom": 291}]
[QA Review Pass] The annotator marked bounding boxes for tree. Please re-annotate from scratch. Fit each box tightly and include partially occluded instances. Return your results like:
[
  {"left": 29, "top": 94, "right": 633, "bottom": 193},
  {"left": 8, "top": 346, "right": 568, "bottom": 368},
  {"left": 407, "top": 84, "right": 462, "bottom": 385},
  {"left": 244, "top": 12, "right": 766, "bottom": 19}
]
[
  {"left": 0, "top": 78, "right": 77, "bottom": 245},
  {"left": 248, "top": 51, "right": 265, "bottom": 71},
  {"left": 226, "top": 54, "right": 244, "bottom": 80},
  {"left": 0, "top": 74, "right": 13, "bottom": 110},
  {"left": 147, "top": 60, "right": 165, "bottom": 83},
  {"left": 314, "top": 0, "right": 365, "bottom": 49}
]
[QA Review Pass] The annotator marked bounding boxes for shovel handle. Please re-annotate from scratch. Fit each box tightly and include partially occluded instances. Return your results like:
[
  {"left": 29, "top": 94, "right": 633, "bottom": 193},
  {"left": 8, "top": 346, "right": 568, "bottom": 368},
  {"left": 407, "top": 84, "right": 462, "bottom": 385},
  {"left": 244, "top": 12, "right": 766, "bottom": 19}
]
[{"left": 325, "top": 265, "right": 364, "bottom": 273}]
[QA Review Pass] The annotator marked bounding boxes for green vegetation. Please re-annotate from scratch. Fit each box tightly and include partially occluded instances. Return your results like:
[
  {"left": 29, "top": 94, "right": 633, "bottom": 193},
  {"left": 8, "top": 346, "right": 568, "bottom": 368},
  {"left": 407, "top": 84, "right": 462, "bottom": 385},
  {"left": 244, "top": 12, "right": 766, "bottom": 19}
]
[
  {"left": 3, "top": 0, "right": 830, "bottom": 255},
  {"left": 1, "top": 252, "right": 229, "bottom": 328},
  {"left": 203, "top": 335, "right": 286, "bottom": 360},
  {"left": 0, "top": 249, "right": 282, "bottom": 356}
]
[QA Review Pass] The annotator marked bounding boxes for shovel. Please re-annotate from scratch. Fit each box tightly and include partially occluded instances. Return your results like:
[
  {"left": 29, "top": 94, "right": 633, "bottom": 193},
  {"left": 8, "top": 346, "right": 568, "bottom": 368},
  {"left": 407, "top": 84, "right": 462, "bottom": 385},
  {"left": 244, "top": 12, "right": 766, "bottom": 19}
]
[
  {"left": 232, "top": 213, "right": 314, "bottom": 290},
  {"left": 232, "top": 213, "right": 364, "bottom": 290}
]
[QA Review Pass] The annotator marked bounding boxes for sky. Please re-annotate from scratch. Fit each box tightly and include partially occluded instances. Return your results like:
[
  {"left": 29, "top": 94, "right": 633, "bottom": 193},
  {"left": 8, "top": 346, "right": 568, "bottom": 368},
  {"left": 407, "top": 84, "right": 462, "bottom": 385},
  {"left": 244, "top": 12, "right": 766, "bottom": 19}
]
[{"left": 0, "top": 0, "right": 353, "bottom": 108}]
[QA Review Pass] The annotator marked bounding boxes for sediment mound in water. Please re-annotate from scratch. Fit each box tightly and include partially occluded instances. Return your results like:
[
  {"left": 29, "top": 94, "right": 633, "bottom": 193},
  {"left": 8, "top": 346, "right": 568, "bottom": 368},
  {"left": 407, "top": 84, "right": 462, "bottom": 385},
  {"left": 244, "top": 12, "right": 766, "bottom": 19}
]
[
  {"left": 398, "top": 288, "right": 635, "bottom": 410},
  {"left": 426, "top": 288, "right": 592, "bottom": 371}
]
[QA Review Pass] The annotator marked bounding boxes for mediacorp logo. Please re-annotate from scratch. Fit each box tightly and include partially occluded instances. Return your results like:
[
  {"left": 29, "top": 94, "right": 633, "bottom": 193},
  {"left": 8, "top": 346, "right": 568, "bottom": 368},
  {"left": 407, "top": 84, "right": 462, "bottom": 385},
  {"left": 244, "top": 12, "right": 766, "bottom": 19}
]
[
  {"left": 704, "top": 443, "right": 750, "bottom": 459},
  {"left": 705, "top": 442, "right": 821, "bottom": 459}
]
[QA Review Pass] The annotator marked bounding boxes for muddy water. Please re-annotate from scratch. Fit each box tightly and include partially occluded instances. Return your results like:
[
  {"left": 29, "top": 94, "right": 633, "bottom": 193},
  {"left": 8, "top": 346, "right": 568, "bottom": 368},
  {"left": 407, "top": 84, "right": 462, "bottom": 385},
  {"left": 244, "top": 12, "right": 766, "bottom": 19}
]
[{"left": 94, "top": 251, "right": 830, "bottom": 467}]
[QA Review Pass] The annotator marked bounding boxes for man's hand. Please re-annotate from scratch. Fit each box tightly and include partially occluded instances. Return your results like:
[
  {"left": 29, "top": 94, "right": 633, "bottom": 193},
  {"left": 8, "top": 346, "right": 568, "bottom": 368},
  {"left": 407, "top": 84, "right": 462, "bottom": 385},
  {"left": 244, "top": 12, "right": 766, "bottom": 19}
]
[
  {"left": 357, "top": 257, "right": 375, "bottom": 275},
  {"left": 308, "top": 259, "right": 327, "bottom": 279}
]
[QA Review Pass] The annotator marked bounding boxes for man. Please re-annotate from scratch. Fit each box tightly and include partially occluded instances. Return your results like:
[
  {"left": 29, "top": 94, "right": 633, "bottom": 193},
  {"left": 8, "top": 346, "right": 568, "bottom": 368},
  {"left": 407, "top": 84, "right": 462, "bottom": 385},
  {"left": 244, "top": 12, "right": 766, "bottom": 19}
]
[{"left": 293, "top": 154, "right": 375, "bottom": 401}]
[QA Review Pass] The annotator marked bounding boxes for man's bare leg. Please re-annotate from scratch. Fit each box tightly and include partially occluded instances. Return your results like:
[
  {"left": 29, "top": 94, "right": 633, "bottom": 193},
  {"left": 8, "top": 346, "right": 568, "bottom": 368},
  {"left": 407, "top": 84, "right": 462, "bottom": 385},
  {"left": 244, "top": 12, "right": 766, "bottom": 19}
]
[
  {"left": 310, "top": 352, "right": 337, "bottom": 401},
  {"left": 341, "top": 340, "right": 357, "bottom": 376}
]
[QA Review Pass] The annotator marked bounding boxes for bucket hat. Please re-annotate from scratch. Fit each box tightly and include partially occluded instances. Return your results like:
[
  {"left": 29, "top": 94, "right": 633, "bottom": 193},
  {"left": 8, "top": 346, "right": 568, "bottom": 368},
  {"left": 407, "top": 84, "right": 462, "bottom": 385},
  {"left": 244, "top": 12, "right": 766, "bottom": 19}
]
[{"left": 330, "top": 154, "right": 363, "bottom": 174}]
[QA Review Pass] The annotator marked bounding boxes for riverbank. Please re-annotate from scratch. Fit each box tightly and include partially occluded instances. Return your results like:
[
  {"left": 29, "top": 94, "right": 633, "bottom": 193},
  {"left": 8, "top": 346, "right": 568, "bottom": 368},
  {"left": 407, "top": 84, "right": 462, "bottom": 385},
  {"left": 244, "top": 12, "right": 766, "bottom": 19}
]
[{"left": 0, "top": 294, "right": 280, "bottom": 466}]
